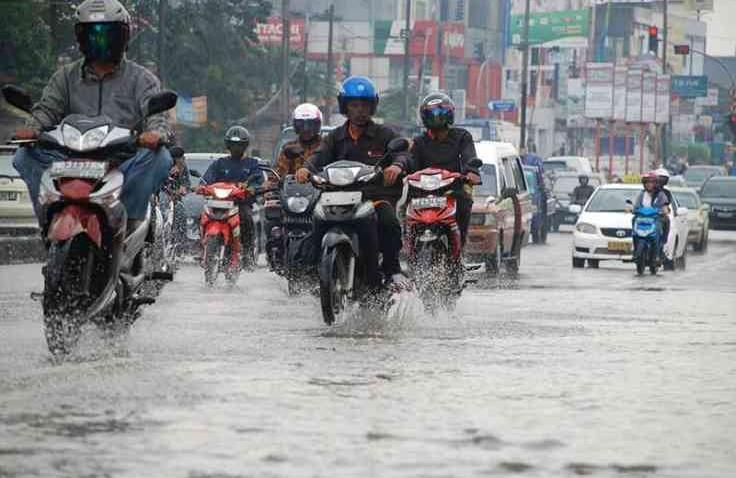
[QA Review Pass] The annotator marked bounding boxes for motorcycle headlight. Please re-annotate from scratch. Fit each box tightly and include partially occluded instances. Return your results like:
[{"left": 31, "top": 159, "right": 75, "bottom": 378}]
[
  {"left": 80, "top": 125, "right": 109, "bottom": 151},
  {"left": 327, "top": 167, "right": 361, "bottom": 186},
  {"left": 62, "top": 125, "right": 82, "bottom": 149},
  {"left": 576, "top": 222, "right": 597, "bottom": 234},
  {"left": 287, "top": 196, "right": 310, "bottom": 213},
  {"left": 213, "top": 187, "right": 230, "bottom": 199}
]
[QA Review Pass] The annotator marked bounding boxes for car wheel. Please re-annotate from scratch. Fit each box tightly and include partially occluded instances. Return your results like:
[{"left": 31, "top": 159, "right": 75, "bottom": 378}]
[
  {"left": 695, "top": 228, "right": 708, "bottom": 252},
  {"left": 572, "top": 257, "right": 585, "bottom": 268},
  {"left": 587, "top": 259, "right": 599, "bottom": 269}
]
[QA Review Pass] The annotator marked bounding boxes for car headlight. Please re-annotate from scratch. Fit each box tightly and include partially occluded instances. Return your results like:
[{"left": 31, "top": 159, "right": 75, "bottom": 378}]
[
  {"left": 213, "top": 187, "right": 230, "bottom": 199},
  {"left": 327, "top": 167, "right": 361, "bottom": 186},
  {"left": 286, "top": 196, "right": 310, "bottom": 213},
  {"left": 576, "top": 222, "right": 597, "bottom": 234}
]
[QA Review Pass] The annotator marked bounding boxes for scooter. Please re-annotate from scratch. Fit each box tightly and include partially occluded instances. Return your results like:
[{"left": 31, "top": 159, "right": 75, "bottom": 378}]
[
  {"left": 404, "top": 159, "right": 482, "bottom": 311},
  {"left": 309, "top": 138, "right": 409, "bottom": 325},
  {"left": 2, "top": 85, "right": 178, "bottom": 356},
  {"left": 631, "top": 204, "right": 662, "bottom": 276}
]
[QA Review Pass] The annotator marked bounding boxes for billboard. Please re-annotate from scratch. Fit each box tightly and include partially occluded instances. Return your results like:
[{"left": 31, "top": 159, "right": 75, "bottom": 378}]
[
  {"left": 374, "top": 20, "right": 464, "bottom": 58},
  {"left": 255, "top": 17, "right": 305, "bottom": 50},
  {"left": 656, "top": 75, "right": 671, "bottom": 124},
  {"left": 625, "top": 69, "right": 643, "bottom": 123},
  {"left": 642, "top": 72, "right": 657, "bottom": 124},
  {"left": 671, "top": 75, "right": 708, "bottom": 98},
  {"left": 584, "top": 63, "right": 614, "bottom": 119},
  {"left": 612, "top": 66, "right": 627, "bottom": 121},
  {"left": 510, "top": 9, "right": 589, "bottom": 48}
]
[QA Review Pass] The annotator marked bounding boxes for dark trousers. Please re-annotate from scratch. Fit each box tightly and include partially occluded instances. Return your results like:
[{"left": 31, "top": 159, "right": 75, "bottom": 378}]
[
  {"left": 455, "top": 194, "right": 473, "bottom": 246},
  {"left": 239, "top": 205, "right": 255, "bottom": 264}
]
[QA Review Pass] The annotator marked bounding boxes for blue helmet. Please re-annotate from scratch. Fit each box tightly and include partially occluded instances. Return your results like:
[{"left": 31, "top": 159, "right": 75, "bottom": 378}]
[{"left": 338, "top": 76, "right": 379, "bottom": 115}]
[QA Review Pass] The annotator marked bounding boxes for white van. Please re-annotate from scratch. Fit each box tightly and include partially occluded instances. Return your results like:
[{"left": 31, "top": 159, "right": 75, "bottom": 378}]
[{"left": 544, "top": 156, "right": 593, "bottom": 175}]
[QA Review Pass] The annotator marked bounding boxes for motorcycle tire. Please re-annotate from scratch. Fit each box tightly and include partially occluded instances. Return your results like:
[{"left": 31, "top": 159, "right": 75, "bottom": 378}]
[
  {"left": 204, "top": 235, "right": 223, "bottom": 287},
  {"left": 320, "top": 246, "right": 351, "bottom": 325},
  {"left": 634, "top": 240, "right": 647, "bottom": 276}
]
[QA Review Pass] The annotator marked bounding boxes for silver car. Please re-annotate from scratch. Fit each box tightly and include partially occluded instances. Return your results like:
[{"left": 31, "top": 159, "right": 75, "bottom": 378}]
[{"left": 0, "top": 146, "right": 38, "bottom": 236}]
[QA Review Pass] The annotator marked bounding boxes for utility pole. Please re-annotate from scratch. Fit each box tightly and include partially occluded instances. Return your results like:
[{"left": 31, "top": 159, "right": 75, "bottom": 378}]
[
  {"left": 157, "top": 0, "right": 167, "bottom": 86},
  {"left": 662, "top": 0, "right": 669, "bottom": 163},
  {"left": 48, "top": 0, "right": 59, "bottom": 58},
  {"left": 519, "top": 0, "right": 531, "bottom": 152},
  {"left": 402, "top": 0, "right": 412, "bottom": 122},
  {"left": 281, "top": 0, "right": 291, "bottom": 124},
  {"left": 325, "top": 3, "right": 335, "bottom": 125},
  {"left": 301, "top": 10, "right": 310, "bottom": 104}
]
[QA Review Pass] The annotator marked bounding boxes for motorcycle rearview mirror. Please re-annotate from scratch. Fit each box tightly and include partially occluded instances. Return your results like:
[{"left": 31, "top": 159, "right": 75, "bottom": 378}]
[
  {"left": 386, "top": 137, "right": 410, "bottom": 154},
  {"left": 146, "top": 90, "right": 178, "bottom": 117},
  {"left": 2, "top": 85, "right": 33, "bottom": 113},
  {"left": 467, "top": 157, "right": 483, "bottom": 170},
  {"left": 189, "top": 169, "right": 202, "bottom": 178}
]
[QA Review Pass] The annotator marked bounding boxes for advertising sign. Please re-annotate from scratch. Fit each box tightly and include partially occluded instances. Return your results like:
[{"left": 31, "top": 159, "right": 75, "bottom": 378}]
[
  {"left": 642, "top": 72, "right": 657, "bottom": 124},
  {"left": 671, "top": 75, "right": 708, "bottom": 98},
  {"left": 510, "top": 9, "right": 589, "bottom": 48},
  {"left": 255, "top": 17, "right": 305, "bottom": 49},
  {"left": 625, "top": 69, "right": 643, "bottom": 123},
  {"left": 488, "top": 100, "right": 516, "bottom": 112},
  {"left": 441, "top": 22, "right": 465, "bottom": 58},
  {"left": 612, "top": 66, "right": 627, "bottom": 122},
  {"left": 374, "top": 20, "right": 464, "bottom": 58},
  {"left": 584, "top": 63, "right": 614, "bottom": 119},
  {"left": 696, "top": 87, "right": 719, "bottom": 107},
  {"left": 656, "top": 75, "right": 671, "bottom": 124},
  {"left": 174, "top": 96, "right": 207, "bottom": 126}
]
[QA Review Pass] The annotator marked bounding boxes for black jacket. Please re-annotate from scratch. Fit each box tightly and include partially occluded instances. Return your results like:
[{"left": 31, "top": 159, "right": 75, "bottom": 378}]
[
  {"left": 409, "top": 128, "right": 479, "bottom": 175},
  {"left": 305, "top": 121, "right": 409, "bottom": 202}
]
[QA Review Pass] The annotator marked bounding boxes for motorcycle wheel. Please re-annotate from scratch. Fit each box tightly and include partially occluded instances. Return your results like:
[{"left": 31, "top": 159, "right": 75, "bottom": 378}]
[
  {"left": 320, "top": 246, "right": 351, "bottom": 325},
  {"left": 224, "top": 247, "right": 240, "bottom": 286},
  {"left": 204, "top": 235, "right": 223, "bottom": 286},
  {"left": 634, "top": 240, "right": 647, "bottom": 276}
]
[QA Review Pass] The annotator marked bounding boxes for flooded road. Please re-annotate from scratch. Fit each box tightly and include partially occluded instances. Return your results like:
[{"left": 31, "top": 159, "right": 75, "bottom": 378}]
[{"left": 1, "top": 232, "right": 735, "bottom": 477}]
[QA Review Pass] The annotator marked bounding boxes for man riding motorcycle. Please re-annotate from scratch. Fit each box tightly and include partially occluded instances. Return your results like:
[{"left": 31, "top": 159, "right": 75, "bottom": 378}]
[
  {"left": 571, "top": 175, "right": 595, "bottom": 205},
  {"left": 12, "top": 0, "right": 172, "bottom": 231},
  {"left": 201, "top": 126, "right": 263, "bottom": 270},
  {"left": 275, "top": 103, "right": 323, "bottom": 177},
  {"left": 409, "top": 93, "right": 480, "bottom": 246},
  {"left": 629, "top": 172, "right": 670, "bottom": 262},
  {"left": 296, "top": 76, "right": 410, "bottom": 288}
]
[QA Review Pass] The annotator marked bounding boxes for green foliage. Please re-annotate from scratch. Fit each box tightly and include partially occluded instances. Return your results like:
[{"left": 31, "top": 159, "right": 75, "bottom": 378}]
[{"left": 378, "top": 81, "right": 420, "bottom": 123}]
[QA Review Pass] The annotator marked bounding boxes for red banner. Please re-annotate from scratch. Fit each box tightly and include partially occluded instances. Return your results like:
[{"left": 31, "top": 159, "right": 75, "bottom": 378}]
[
  {"left": 411, "top": 20, "right": 438, "bottom": 56},
  {"left": 255, "top": 17, "right": 305, "bottom": 50},
  {"left": 441, "top": 22, "right": 465, "bottom": 59}
]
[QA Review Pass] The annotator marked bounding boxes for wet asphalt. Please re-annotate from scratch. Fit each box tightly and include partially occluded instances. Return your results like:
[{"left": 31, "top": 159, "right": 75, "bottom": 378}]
[{"left": 0, "top": 230, "right": 734, "bottom": 477}]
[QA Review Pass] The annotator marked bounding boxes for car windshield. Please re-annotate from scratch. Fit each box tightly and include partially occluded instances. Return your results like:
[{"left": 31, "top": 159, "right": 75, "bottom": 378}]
[
  {"left": 553, "top": 176, "right": 601, "bottom": 195},
  {"left": 0, "top": 155, "right": 18, "bottom": 177},
  {"left": 684, "top": 168, "right": 722, "bottom": 182},
  {"left": 186, "top": 158, "right": 217, "bottom": 186},
  {"left": 474, "top": 164, "right": 498, "bottom": 198},
  {"left": 586, "top": 188, "right": 641, "bottom": 212},
  {"left": 673, "top": 191, "right": 698, "bottom": 209},
  {"left": 544, "top": 161, "right": 568, "bottom": 173},
  {"left": 701, "top": 181, "right": 736, "bottom": 198}
]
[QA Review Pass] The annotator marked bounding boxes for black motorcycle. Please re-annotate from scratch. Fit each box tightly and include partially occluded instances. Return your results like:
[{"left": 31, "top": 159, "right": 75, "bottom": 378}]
[
  {"left": 3, "top": 85, "right": 177, "bottom": 356},
  {"left": 309, "top": 138, "right": 409, "bottom": 325}
]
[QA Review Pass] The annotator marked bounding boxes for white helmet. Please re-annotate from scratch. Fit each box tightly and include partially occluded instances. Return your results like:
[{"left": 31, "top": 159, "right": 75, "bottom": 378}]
[
  {"left": 292, "top": 103, "right": 323, "bottom": 137},
  {"left": 655, "top": 167, "right": 670, "bottom": 186}
]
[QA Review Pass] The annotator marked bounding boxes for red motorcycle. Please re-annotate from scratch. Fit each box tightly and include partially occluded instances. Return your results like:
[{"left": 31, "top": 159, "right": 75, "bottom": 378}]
[
  {"left": 197, "top": 182, "right": 250, "bottom": 286},
  {"left": 404, "top": 165, "right": 479, "bottom": 311}
]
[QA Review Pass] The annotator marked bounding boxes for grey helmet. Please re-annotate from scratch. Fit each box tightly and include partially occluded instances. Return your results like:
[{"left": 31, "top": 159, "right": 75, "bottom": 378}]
[
  {"left": 225, "top": 126, "right": 251, "bottom": 149},
  {"left": 74, "top": 0, "right": 131, "bottom": 64}
]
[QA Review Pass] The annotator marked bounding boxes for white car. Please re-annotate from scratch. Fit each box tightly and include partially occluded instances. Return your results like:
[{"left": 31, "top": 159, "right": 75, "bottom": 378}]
[{"left": 571, "top": 184, "right": 690, "bottom": 269}]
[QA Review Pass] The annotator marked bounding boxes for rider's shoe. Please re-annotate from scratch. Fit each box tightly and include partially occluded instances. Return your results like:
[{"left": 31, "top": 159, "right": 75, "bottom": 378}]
[{"left": 387, "top": 272, "right": 412, "bottom": 292}]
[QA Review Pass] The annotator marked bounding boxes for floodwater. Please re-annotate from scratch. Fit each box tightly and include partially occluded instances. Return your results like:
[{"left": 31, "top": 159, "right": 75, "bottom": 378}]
[{"left": 1, "top": 231, "right": 735, "bottom": 477}]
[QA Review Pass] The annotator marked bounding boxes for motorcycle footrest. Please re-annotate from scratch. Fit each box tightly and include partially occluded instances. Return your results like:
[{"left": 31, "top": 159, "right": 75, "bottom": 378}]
[
  {"left": 131, "top": 294, "right": 156, "bottom": 307},
  {"left": 30, "top": 291, "right": 43, "bottom": 301},
  {"left": 465, "top": 264, "right": 482, "bottom": 272}
]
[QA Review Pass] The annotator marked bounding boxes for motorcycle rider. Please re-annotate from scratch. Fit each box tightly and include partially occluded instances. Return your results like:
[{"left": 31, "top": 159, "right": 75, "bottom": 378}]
[
  {"left": 167, "top": 146, "right": 190, "bottom": 249},
  {"left": 275, "top": 103, "right": 324, "bottom": 177},
  {"left": 629, "top": 172, "right": 670, "bottom": 261},
  {"left": 571, "top": 175, "right": 595, "bottom": 205},
  {"left": 201, "top": 126, "right": 263, "bottom": 270},
  {"left": 12, "top": 0, "right": 172, "bottom": 231},
  {"left": 409, "top": 93, "right": 481, "bottom": 246},
  {"left": 295, "top": 76, "right": 410, "bottom": 288}
]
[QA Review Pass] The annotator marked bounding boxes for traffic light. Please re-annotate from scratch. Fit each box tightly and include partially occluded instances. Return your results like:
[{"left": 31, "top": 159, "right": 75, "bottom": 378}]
[
  {"left": 473, "top": 42, "right": 485, "bottom": 63},
  {"left": 674, "top": 44, "right": 690, "bottom": 55},
  {"left": 648, "top": 26, "right": 659, "bottom": 54},
  {"left": 728, "top": 113, "right": 736, "bottom": 136}
]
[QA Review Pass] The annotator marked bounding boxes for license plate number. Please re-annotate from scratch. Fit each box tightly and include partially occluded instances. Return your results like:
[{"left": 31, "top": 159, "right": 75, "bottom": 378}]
[
  {"left": 207, "top": 199, "right": 234, "bottom": 209},
  {"left": 608, "top": 241, "right": 632, "bottom": 252},
  {"left": 0, "top": 191, "right": 19, "bottom": 201},
  {"left": 716, "top": 212, "right": 733, "bottom": 218},
  {"left": 320, "top": 191, "right": 362, "bottom": 206},
  {"left": 563, "top": 215, "right": 577, "bottom": 223},
  {"left": 412, "top": 196, "right": 447, "bottom": 209},
  {"left": 50, "top": 161, "right": 107, "bottom": 179}
]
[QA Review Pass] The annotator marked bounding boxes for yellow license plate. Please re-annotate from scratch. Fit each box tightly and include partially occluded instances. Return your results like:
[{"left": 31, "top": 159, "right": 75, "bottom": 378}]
[{"left": 608, "top": 241, "right": 631, "bottom": 252}]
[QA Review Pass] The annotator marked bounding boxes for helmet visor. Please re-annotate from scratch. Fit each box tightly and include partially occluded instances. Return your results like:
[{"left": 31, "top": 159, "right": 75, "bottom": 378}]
[
  {"left": 293, "top": 118, "right": 321, "bottom": 135},
  {"left": 79, "top": 23, "right": 125, "bottom": 63},
  {"left": 421, "top": 105, "right": 453, "bottom": 129}
]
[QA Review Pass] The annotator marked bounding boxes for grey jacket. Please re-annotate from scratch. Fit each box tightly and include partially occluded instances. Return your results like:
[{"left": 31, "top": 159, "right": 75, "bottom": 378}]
[{"left": 28, "top": 58, "right": 168, "bottom": 139}]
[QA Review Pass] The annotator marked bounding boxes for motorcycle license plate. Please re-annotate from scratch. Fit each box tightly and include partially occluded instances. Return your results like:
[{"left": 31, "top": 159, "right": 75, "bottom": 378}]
[
  {"left": 412, "top": 196, "right": 447, "bottom": 209},
  {"left": 320, "top": 191, "right": 362, "bottom": 206},
  {"left": 563, "top": 215, "right": 577, "bottom": 223},
  {"left": 716, "top": 212, "right": 734, "bottom": 218},
  {"left": 50, "top": 161, "right": 107, "bottom": 179},
  {"left": 206, "top": 199, "right": 234, "bottom": 209},
  {"left": 0, "top": 191, "right": 19, "bottom": 201},
  {"left": 608, "top": 241, "right": 631, "bottom": 252}
]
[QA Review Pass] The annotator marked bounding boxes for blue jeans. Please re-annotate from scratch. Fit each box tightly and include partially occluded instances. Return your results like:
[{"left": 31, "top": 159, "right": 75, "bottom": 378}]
[{"left": 13, "top": 147, "right": 173, "bottom": 220}]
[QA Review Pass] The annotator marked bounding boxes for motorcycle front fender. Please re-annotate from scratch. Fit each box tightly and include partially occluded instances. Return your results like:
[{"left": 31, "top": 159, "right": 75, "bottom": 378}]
[
  {"left": 203, "top": 220, "right": 232, "bottom": 244},
  {"left": 321, "top": 230, "right": 359, "bottom": 258},
  {"left": 47, "top": 204, "right": 102, "bottom": 248}
]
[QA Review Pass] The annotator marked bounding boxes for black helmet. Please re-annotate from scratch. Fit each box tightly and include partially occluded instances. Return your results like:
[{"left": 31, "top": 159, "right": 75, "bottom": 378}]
[
  {"left": 578, "top": 174, "right": 589, "bottom": 183},
  {"left": 74, "top": 0, "right": 131, "bottom": 64},
  {"left": 169, "top": 146, "right": 185, "bottom": 159},
  {"left": 420, "top": 92, "right": 455, "bottom": 130},
  {"left": 224, "top": 125, "right": 250, "bottom": 149}
]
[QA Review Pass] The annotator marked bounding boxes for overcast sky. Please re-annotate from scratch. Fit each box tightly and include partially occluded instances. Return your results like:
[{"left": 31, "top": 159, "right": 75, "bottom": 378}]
[{"left": 704, "top": 0, "right": 736, "bottom": 57}]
